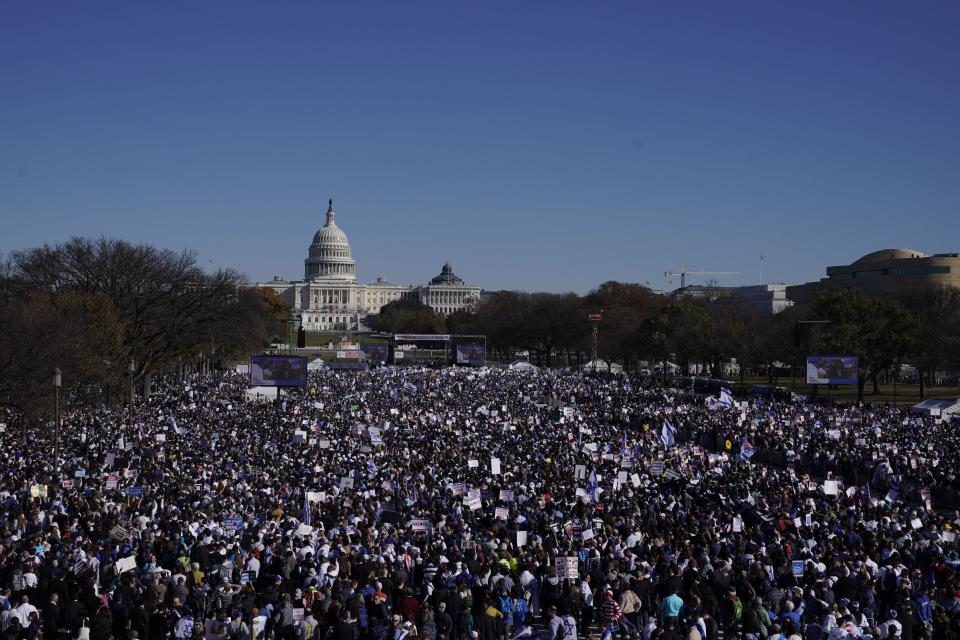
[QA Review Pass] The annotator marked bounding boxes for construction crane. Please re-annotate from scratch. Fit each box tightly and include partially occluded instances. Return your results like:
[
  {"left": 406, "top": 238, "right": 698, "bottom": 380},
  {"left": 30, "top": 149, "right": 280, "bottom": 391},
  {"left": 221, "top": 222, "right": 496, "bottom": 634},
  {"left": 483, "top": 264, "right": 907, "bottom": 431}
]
[{"left": 664, "top": 266, "right": 740, "bottom": 289}]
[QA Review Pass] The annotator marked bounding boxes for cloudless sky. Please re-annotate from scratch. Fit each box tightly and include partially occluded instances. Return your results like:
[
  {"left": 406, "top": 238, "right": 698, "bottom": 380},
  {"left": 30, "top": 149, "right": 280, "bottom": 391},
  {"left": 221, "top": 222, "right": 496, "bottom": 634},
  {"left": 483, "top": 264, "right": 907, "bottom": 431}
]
[{"left": 2, "top": 2, "right": 959, "bottom": 293}]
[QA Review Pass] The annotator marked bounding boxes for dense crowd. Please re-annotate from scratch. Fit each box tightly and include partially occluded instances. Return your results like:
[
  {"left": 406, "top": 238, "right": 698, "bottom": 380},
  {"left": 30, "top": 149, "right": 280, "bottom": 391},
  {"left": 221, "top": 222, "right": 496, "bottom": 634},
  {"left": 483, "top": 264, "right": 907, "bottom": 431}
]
[{"left": 2, "top": 367, "right": 960, "bottom": 640}]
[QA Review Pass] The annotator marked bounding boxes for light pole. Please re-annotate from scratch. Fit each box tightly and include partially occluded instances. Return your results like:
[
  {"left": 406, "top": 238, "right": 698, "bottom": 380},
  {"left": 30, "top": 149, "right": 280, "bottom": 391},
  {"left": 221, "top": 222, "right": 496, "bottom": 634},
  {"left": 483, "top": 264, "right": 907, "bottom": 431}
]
[
  {"left": 588, "top": 312, "right": 603, "bottom": 374},
  {"left": 128, "top": 359, "right": 135, "bottom": 425},
  {"left": 287, "top": 314, "right": 295, "bottom": 354},
  {"left": 53, "top": 368, "right": 61, "bottom": 463}
]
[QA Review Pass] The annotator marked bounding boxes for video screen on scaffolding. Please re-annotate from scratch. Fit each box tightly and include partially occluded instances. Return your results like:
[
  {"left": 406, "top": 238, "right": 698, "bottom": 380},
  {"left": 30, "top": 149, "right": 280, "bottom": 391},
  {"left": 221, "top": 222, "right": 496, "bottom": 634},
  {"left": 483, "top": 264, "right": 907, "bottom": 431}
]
[
  {"left": 805, "top": 355, "right": 859, "bottom": 385},
  {"left": 250, "top": 355, "right": 308, "bottom": 387}
]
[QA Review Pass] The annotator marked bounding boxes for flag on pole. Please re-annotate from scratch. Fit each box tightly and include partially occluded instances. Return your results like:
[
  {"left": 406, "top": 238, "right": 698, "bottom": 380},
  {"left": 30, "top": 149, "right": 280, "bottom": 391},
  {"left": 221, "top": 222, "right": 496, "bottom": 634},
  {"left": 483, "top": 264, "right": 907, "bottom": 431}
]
[
  {"left": 302, "top": 491, "right": 312, "bottom": 526},
  {"left": 660, "top": 419, "right": 676, "bottom": 449},
  {"left": 585, "top": 469, "right": 600, "bottom": 503},
  {"left": 719, "top": 388, "right": 734, "bottom": 408}
]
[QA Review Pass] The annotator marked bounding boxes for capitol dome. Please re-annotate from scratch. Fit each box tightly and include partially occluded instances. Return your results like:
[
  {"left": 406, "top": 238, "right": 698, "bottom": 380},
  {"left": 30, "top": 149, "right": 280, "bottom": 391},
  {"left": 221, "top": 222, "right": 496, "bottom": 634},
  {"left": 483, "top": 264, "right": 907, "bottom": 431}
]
[
  {"left": 430, "top": 261, "right": 464, "bottom": 285},
  {"left": 304, "top": 199, "right": 357, "bottom": 281}
]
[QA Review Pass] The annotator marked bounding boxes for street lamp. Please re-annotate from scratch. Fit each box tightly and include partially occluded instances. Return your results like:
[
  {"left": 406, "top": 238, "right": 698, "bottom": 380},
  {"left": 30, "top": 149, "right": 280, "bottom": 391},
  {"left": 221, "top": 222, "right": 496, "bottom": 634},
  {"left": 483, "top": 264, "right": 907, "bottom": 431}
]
[
  {"left": 287, "top": 314, "right": 295, "bottom": 354},
  {"left": 128, "top": 359, "right": 136, "bottom": 425},
  {"left": 53, "top": 368, "right": 61, "bottom": 463}
]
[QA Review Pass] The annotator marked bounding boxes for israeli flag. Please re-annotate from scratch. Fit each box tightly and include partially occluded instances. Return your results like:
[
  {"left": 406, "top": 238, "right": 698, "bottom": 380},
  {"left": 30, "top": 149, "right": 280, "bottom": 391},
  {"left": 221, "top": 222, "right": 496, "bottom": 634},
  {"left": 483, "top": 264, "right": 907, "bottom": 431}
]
[
  {"left": 739, "top": 437, "right": 756, "bottom": 461},
  {"left": 719, "top": 388, "right": 734, "bottom": 408},
  {"left": 585, "top": 469, "right": 600, "bottom": 503},
  {"left": 167, "top": 414, "right": 181, "bottom": 434},
  {"left": 660, "top": 419, "right": 676, "bottom": 449},
  {"left": 302, "top": 491, "right": 312, "bottom": 526}
]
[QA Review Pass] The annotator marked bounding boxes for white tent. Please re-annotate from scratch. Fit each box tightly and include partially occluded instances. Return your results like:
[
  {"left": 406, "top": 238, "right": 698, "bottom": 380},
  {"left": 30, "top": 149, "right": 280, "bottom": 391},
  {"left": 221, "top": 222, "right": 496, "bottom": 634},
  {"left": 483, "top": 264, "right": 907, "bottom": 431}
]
[
  {"left": 582, "top": 359, "right": 623, "bottom": 374},
  {"left": 911, "top": 398, "right": 960, "bottom": 419},
  {"left": 245, "top": 386, "right": 275, "bottom": 403},
  {"left": 509, "top": 360, "right": 538, "bottom": 371},
  {"left": 307, "top": 358, "right": 325, "bottom": 371}
]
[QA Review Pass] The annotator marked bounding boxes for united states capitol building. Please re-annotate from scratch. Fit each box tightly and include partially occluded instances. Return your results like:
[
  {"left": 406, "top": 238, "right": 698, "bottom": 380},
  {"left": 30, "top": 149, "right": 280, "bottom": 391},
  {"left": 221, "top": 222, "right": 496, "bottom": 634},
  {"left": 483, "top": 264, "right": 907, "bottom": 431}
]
[{"left": 256, "top": 199, "right": 481, "bottom": 332}]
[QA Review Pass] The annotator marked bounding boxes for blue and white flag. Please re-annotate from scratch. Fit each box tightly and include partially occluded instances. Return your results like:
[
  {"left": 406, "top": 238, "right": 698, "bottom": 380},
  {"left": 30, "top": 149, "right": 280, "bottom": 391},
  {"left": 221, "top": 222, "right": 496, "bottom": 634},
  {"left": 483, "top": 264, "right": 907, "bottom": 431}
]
[
  {"left": 585, "top": 469, "right": 600, "bottom": 503},
  {"left": 302, "top": 491, "right": 311, "bottom": 526},
  {"left": 167, "top": 414, "right": 181, "bottom": 434},
  {"left": 719, "top": 388, "right": 734, "bottom": 408},
  {"left": 660, "top": 419, "right": 676, "bottom": 449},
  {"left": 739, "top": 437, "right": 756, "bottom": 461},
  {"left": 367, "top": 459, "right": 378, "bottom": 475}
]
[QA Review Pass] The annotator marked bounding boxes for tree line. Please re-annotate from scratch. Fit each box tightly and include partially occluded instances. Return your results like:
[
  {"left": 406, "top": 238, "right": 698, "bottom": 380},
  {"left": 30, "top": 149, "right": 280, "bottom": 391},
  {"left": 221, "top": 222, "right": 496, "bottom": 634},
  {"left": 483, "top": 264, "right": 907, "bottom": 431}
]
[
  {"left": 377, "top": 280, "right": 960, "bottom": 401},
  {"left": 0, "top": 237, "right": 288, "bottom": 419}
]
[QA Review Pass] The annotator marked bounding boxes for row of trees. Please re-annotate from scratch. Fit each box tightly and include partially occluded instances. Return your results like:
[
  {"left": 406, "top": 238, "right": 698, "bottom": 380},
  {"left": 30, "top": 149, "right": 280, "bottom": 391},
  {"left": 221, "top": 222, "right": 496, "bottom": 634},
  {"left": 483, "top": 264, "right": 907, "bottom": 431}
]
[
  {"left": 0, "top": 237, "right": 288, "bottom": 419},
  {"left": 377, "top": 281, "right": 960, "bottom": 401}
]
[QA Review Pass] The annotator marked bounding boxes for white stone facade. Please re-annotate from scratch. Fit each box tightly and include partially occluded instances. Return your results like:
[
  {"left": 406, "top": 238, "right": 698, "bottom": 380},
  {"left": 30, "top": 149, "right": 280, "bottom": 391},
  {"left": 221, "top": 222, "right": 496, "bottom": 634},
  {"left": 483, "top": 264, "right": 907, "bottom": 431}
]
[{"left": 256, "top": 200, "right": 481, "bottom": 331}]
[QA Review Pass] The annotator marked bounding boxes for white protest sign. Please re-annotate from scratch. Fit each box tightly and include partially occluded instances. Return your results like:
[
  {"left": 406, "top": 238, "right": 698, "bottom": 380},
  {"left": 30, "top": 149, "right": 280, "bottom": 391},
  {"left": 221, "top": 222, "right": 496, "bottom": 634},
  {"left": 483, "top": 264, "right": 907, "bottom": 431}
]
[
  {"left": 556, "top": 556, "right": 578, "bottom": 579},
  {"left": 732, "top": 516, "right": 743, "bottom": 533},
  {"left": 410, "top": 518, "right": 431, "bottom": 532},
  {"left": 115, "top": 555, "right": 137, "bottom": 574},
  {"left": 490, "top": 457, "right": 501, "bottom": 475},
  {"left": 823, "top": 480, "right": 839, "bottom": 496},
  {"left": 468, "top": 459, "right": 479, "bottom": 468}
]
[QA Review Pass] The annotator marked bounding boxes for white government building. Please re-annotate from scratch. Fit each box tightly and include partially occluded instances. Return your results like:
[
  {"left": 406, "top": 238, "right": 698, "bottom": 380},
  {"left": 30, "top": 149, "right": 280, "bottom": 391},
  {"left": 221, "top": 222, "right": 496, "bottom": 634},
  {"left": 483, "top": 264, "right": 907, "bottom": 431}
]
[{"left": 256, "top": 199, "right": 481, "bottom": 332}]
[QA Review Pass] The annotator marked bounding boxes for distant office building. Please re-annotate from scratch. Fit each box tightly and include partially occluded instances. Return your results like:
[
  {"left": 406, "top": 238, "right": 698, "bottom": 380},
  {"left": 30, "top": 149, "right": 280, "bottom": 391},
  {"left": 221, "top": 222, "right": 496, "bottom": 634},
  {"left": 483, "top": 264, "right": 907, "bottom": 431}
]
[
  {"left": 788, "top": 249, "right": 960, "bottom": 303},
  {"left": 255, "top": 199, "right": 481, "bottom": 331},
  {"left": 730, "top": 283, "right": 794, "bottom": 314},
  {"left": 672, "top": 283, "right": 793, "bottom": 314}
]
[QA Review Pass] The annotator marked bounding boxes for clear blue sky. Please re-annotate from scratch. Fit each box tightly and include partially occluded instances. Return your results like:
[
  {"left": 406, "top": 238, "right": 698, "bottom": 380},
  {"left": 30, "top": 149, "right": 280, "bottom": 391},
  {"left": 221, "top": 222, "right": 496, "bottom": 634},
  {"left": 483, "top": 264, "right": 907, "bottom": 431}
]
[{"left": 2, "top": 2, "right": 959, "bottom": 293}]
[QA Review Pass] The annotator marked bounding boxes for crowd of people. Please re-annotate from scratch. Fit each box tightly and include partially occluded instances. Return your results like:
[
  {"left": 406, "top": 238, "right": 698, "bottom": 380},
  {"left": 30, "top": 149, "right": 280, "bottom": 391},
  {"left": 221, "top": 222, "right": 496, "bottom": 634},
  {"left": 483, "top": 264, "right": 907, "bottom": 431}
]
[{"left": 2, "top": 366, "right": 960, "bottom": 640}]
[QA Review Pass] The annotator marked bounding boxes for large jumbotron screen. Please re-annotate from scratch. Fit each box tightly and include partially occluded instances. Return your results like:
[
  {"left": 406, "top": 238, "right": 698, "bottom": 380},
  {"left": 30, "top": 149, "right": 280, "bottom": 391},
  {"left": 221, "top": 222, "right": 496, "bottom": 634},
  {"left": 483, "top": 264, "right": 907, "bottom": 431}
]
[
  {"left": 456, "top": 344, "right": 486, "bottom": 366},
  {"left": 806, "top": 355, "right": 859, "bottom": 385},
  {"left": 250, "top": 355, "right": 308, "bottom": 387}
]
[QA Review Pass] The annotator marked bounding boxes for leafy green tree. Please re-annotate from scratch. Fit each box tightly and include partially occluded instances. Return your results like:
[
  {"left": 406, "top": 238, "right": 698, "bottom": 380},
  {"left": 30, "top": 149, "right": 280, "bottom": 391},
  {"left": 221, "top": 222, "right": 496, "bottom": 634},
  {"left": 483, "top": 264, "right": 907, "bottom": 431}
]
[
  {"left": 653, "top": 301, "right": 713, "bottom": 375},
  {"left": 895, "top": 286, "right": 960, "bottom": 396},
  {"left": 371, "top": 298, "right": 445, "bottom": 334},
  {"left": 811, "top": 288, "right": 918, "bottom": 401}
]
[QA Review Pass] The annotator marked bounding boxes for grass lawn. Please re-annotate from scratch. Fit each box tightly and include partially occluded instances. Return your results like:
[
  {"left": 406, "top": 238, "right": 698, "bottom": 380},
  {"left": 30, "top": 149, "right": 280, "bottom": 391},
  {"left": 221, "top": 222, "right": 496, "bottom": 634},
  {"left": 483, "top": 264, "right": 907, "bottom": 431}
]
[{"left": 723, "top": 375, "right": 958, "bottom": 407}]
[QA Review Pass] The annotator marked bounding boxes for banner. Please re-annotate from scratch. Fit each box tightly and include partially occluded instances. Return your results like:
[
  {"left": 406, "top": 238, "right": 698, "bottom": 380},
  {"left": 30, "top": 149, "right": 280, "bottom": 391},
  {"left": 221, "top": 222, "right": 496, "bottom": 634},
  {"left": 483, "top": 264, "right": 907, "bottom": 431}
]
[{"left": 556, "top": 556, "right": 578, "bottom": 580}]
